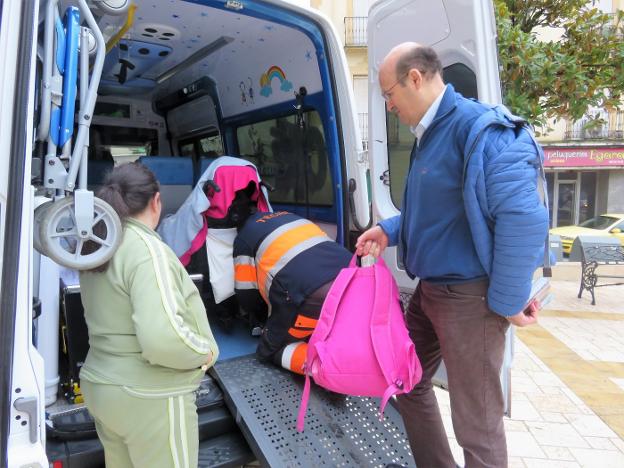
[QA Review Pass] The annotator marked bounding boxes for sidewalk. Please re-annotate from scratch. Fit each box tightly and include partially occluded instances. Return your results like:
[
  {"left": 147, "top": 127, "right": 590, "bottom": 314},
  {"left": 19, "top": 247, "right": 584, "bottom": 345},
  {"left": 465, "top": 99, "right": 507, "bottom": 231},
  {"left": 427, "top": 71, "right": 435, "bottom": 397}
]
[{"left": 437, "top": 279, "right": 624, "bottom": 467}]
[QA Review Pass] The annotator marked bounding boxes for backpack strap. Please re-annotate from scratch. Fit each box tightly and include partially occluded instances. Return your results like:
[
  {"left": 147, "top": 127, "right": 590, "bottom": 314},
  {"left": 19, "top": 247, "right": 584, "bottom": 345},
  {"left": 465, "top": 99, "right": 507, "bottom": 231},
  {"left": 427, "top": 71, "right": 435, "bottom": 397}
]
[
  {"left": 297, "top": 373, "right": 312, "bottom": 432},
  {"left": 297, "top": 257, "right": 359, "bottom": 432},
  {"left": 369, "top": 257, "right": 404, "bottom": 417}
]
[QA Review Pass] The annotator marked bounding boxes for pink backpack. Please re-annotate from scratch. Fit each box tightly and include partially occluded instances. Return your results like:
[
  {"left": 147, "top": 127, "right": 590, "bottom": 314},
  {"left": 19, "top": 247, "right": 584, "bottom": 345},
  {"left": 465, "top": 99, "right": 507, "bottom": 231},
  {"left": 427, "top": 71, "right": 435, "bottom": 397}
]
[{"left": 296, "top": 255, "right": 422, "bottom": 432}]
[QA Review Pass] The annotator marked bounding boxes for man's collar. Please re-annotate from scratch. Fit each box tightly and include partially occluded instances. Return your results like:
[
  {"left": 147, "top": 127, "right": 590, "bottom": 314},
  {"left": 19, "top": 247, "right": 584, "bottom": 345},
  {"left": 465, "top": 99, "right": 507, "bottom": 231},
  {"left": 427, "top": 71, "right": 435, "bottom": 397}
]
[{"left": 410, "top": 84, "right": 448, "bottom": 140}]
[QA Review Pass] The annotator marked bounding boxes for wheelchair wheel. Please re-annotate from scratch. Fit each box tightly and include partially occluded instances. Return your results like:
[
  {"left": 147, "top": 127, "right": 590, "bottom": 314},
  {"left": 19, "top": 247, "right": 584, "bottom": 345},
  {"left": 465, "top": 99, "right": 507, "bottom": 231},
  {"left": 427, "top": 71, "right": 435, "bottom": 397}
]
[
  {"left": 38, "top": 196, "right": 122, "bottom": 270},
  {"left": 33, "top": 200, "right": 54, "bottom": 255}
]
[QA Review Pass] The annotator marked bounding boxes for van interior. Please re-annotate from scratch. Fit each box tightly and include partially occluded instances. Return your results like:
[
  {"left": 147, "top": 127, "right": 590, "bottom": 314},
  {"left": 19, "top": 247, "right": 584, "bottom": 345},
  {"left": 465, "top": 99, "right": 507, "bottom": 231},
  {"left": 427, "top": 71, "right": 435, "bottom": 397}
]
[{"left": 32, "top": 0, "right": 416, "bottom": 466}]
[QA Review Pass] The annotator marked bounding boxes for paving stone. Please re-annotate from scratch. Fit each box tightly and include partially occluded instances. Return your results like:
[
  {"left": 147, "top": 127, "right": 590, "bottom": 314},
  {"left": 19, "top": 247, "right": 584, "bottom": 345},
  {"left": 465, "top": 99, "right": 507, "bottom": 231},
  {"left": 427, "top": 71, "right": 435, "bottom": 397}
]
[
  {"left": 526, "top": 421, "right": 590, "bottom": 448},
  {"left": 569, "top": 447, "right": 624, "bottom": 467},
  {"left": 507, "top": 431, "right": 546, "bottom": 458}
]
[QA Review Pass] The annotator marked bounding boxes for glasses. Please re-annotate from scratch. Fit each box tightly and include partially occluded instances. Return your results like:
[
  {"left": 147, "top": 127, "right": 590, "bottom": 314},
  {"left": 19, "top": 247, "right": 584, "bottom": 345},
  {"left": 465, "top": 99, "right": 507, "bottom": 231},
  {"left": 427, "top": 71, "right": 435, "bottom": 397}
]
[{"left": 381, "top": 72, "right": 409, "bottom": 101}]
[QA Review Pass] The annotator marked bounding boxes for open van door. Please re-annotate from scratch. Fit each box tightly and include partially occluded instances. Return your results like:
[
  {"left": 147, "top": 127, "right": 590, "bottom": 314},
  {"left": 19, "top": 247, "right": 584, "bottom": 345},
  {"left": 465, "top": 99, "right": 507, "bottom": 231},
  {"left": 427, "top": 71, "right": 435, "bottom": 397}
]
[
  {"left": 0, "top": 0, "right": 48, "bottom": 466},
  {"left": 367, "top": 0, "right": 514, "bottom": 415}
]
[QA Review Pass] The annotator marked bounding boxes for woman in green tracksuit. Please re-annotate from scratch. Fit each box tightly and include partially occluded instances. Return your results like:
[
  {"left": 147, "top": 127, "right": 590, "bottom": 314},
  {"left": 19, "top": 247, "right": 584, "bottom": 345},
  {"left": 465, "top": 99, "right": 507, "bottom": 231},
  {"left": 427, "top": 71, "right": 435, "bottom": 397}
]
[{"left": 79, "top": 162, "right": 219, "bottom": 468}]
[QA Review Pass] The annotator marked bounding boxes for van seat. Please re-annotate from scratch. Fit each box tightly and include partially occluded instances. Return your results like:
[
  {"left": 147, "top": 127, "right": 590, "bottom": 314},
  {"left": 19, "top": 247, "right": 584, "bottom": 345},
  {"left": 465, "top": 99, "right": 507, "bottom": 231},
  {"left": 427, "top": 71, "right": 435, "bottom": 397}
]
[
  {"left": 138, "top": 156, "right": 193, "bottom": 217},
  {"left": 196, "top": 156, "right": 219, "bottom": 184}
]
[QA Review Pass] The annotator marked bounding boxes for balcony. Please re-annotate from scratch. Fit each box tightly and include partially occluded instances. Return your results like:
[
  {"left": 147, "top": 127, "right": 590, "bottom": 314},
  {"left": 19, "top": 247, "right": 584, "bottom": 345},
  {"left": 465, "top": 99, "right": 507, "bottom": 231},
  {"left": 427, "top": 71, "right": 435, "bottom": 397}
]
[
  {"left": 344, "top": 17, "right": 367, "bottom": 47},
  {"left": 564, "top": 110, "right": 624, "bottom": 141},
  {"left": 358, "top": 112, "right": 368, "bottom": 139}
]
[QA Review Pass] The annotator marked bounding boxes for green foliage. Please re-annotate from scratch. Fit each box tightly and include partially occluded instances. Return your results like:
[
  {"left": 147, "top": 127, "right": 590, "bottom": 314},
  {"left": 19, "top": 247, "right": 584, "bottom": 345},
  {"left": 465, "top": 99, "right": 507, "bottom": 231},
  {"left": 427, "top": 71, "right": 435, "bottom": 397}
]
[{"left": 495, "top": 0, "right": 624, "bottom": 133}]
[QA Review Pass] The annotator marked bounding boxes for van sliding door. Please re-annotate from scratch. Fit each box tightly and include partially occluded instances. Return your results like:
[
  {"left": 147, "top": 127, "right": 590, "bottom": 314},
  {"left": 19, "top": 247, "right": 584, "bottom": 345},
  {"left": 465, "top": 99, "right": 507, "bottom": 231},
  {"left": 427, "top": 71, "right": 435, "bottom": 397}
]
[{"left": 0, "top": 0, "right": 48, "bottom": 466}]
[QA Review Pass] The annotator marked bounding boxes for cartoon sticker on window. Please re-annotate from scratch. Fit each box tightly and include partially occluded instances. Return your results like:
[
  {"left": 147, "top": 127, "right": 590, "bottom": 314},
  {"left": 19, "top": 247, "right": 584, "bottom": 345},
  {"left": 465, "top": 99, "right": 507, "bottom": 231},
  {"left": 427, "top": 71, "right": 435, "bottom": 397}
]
[{"left": 260, "top": 65, "right": 293, "bottom": 97}]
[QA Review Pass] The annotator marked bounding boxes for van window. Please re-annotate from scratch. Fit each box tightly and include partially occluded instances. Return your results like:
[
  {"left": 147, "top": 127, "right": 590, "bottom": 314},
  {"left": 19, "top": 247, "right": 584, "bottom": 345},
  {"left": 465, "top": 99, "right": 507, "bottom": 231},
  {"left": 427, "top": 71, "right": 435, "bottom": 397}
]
[
  {"left": 179, "top": 132, "right": 224, "bottom": 159},
  {"left": 236, "top": 111, "right": 332, "bottom": 206},
  {"left": 108, "top": 145, "right": 151, "bottom": 165},
  {"left": 93, "top": 102, "right": 131, "bottom": 119},
  {"left": 89, "top": 124, "right": 158, "bottom": 165},
  {"left": 387, "top": 64, "right": 478, "bottom": 207}
]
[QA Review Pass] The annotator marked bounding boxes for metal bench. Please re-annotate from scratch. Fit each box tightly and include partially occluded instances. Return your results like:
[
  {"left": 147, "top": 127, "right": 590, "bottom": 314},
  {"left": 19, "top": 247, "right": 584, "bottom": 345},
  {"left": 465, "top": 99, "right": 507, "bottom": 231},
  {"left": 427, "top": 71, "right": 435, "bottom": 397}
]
[{"left": 574, "top": 236, "right": 624, "bottom": 305}]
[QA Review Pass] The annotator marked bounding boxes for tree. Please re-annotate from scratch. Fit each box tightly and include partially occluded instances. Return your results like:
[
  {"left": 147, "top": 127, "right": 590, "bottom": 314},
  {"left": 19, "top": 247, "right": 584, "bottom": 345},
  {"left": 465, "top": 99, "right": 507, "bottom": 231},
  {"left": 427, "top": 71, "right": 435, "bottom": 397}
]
[{"left": 495, "top": 0, "right": 624, "bottom": 133}]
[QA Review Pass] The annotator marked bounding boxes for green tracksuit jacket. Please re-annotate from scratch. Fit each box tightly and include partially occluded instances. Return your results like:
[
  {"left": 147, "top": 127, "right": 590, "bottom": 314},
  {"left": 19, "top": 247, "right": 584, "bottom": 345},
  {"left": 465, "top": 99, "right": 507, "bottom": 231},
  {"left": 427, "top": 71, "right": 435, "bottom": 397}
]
[{"left": 79, "top": 218, "right": 219, "bottom": 394}]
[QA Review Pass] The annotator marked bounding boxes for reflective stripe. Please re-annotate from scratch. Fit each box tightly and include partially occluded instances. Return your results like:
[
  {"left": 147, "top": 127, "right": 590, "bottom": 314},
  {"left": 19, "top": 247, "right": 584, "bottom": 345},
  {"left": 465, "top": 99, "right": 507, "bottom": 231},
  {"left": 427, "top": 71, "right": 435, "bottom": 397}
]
[
  {"left": 263, "top": 235, "right": 330, "bottom": 301},
  {"left": 234, "top": 255, "right": 258, "bottom": 290},
  {"left": 235, "top": 280, "right": 259, "bottom": 290},
  {"left": 129, "top": 226, "right": 210, "bottom": 354},
  {"left": 234, "top": 264, "right": 257, "bottom": 283},
  {"left": 234, "top": 255, "right": 255, "bottom": 267},
  {"left": 255, "top": 220, "right": 328, "bottom": 300},
  {"left": 280, "top": 341, "right": 307, "bottom": 374},
  {"left": 288, "top": 328, "right": 313, "bottom": 339},
  {"left": 256, "top": 219, "right": 310, "bottom": 300},
  {"left": 295, "top": 314, "right": 318, "bottom": 329},
  {"left": 168, "top": 397, "right": 181, "bottom": 468}
]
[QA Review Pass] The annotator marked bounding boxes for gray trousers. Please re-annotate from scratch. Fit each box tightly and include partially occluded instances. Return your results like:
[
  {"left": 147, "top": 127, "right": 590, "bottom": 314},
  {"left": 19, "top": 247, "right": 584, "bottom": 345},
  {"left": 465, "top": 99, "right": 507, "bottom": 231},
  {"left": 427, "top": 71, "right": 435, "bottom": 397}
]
[{"left": 397, "top": 279, "right": 509, "bottom": 468}]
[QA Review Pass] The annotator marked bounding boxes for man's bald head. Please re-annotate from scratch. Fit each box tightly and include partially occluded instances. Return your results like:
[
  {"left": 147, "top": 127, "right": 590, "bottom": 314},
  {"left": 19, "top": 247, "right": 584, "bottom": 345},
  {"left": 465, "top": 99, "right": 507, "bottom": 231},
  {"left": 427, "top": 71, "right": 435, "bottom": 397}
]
[
  {"left": 379, "top": 43, "right": 446, "bottom": 127},
  {"left": 383, "top": 42, "right": 443, "bottom": 81}
]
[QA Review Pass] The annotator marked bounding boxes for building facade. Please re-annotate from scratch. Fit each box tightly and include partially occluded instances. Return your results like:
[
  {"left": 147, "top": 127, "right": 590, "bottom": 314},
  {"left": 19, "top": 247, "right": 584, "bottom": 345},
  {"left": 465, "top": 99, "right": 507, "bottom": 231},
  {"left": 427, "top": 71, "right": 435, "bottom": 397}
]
[
  {"left": 538, "top": 0, "right": 624, "bottom": 227},
  {"left": 542, "top": 117, "right": 624, "bottom": 228}
]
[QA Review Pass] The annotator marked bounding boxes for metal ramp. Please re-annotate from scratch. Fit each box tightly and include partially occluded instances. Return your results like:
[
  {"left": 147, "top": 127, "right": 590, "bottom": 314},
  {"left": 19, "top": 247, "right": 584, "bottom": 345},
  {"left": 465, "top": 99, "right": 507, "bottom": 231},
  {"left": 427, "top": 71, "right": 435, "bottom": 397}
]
[{"left": 212, "top": 355, "right": 415, "bottom": 468}]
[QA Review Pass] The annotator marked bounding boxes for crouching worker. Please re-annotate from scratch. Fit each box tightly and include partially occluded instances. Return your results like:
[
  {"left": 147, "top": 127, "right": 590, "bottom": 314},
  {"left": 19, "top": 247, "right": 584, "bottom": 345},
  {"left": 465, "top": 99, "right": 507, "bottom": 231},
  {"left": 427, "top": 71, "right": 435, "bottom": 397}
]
[
  {"left": 79, "top": 162, "right": 219, "bottom": 468},
  {"left": 233, "top": 208, "right": 351, "bottom": 374}
]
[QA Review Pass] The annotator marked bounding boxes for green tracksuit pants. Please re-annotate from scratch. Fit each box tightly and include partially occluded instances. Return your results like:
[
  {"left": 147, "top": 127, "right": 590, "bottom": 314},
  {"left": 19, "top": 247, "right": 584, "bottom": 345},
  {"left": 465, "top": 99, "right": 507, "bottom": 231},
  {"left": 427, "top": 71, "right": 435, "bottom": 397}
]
[{"left": 81, "top": 380, "right": 199, "bottom": 468}]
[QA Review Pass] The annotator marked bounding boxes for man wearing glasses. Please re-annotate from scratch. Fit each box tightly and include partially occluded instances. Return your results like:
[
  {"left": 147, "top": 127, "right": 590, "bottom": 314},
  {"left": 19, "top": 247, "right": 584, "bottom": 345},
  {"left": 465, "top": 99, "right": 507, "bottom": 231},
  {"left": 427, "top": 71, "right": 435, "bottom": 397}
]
[{"left": 356, "top": 43, "right": 549, "bottom": 468}]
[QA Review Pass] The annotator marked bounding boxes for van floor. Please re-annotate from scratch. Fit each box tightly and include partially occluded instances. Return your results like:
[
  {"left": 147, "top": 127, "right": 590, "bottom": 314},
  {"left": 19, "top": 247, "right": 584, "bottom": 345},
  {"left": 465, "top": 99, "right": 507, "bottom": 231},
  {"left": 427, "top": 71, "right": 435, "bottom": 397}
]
[{"left": 207, "top": 309, "right": 260, "bottom": 361}]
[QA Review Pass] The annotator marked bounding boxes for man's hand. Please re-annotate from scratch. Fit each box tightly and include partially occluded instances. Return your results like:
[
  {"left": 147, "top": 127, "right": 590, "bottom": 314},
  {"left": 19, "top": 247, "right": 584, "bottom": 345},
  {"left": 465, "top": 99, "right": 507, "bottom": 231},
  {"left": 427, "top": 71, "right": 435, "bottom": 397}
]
[
  {"left": 506, "top": 301, "right": 539, "bottom": 327},
  {"left": 355, "top": 225, "right": 389, "bottom": 258}
]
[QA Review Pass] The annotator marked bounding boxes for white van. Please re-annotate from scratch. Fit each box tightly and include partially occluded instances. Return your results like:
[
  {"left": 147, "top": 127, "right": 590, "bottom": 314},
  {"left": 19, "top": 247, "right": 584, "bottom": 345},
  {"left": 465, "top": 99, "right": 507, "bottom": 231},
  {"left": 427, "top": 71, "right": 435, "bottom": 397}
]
[{"left": 0, "top": 0, "right": 508, "bottom": 466}]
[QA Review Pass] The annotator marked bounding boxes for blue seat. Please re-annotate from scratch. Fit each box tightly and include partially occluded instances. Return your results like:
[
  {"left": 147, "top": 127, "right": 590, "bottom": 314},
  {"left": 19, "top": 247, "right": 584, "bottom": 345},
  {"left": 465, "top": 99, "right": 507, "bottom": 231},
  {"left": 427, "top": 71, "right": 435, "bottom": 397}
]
[
  {"left": 138, "top": 156, "right": 193, "bottom": 217},
  {"left": 195, "top": 156, "right": 218, "bottom": 184}
]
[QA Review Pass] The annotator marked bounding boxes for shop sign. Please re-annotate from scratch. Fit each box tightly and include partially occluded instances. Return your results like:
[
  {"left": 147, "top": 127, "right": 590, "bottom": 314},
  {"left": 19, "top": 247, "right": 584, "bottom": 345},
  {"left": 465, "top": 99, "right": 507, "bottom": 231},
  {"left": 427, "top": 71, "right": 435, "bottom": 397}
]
[{"left": 543, "top": 147, "right": 624, "bottom": 167}]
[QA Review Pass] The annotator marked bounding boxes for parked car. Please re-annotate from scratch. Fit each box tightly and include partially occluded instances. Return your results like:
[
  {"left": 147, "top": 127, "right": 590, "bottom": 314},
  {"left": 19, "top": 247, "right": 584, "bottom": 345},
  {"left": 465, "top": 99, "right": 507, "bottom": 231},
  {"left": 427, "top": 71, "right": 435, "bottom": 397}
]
[{"left": 550, "top": 213, "right": 624, "bottom": 255}]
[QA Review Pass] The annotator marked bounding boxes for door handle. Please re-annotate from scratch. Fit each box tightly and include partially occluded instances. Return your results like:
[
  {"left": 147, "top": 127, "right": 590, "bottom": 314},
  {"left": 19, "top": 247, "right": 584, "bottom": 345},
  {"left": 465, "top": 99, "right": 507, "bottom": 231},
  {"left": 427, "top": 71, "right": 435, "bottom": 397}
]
[{"left": 14, "top": 396, "right": 38, "bottom": 443}]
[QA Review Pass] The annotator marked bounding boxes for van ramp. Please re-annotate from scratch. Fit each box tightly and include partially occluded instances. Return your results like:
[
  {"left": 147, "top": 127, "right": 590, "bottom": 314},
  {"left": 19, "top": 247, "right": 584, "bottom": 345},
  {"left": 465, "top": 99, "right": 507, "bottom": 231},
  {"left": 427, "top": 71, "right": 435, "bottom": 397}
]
[{"left": 212, "top": 355, "right": 415, "bottom": 468}]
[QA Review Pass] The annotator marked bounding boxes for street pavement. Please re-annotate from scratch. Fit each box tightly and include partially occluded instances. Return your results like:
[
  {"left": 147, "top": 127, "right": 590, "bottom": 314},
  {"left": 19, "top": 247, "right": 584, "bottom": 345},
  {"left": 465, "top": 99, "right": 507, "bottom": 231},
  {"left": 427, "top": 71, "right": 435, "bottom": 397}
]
[{"left": 438, "top": 272, "right": 624, "bottom": 467}]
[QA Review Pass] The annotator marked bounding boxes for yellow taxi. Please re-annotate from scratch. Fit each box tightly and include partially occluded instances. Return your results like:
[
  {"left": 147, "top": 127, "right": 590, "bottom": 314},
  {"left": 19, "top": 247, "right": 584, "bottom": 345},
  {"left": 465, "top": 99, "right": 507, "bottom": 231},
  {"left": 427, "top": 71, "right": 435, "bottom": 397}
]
[{"left": 550, "top": 213, "right": 624, "bottom": 255}]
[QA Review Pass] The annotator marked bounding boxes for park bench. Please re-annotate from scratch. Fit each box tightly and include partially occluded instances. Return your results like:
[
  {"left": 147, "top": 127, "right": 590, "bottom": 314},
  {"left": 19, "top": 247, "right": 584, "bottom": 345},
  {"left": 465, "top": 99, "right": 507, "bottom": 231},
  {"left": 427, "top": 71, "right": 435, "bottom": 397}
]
[{"left": 575, "top": 236, "right": 624, "bottom": 305}]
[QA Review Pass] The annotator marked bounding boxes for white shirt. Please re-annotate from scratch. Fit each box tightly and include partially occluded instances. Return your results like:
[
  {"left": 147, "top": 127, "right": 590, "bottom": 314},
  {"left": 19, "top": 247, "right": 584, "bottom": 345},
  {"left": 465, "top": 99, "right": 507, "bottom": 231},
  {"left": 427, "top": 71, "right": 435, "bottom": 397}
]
[{"left": 410, "top": 84, "right": 448, "bottom": 142}]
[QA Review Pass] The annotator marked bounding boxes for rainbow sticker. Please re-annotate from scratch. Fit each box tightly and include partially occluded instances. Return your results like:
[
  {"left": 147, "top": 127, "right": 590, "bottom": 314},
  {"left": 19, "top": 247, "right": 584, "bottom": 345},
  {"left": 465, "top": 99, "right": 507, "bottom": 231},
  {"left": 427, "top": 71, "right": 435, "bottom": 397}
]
[{"left": 260, "top": 65, "right": 293, "bottom": 97}]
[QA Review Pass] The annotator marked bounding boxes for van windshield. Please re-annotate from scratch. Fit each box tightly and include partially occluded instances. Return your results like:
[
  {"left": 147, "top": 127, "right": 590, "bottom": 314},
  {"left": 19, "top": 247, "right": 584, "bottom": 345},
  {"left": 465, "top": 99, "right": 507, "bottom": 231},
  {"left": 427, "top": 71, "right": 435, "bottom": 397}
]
[{"left": 578, "top": 215, "right": 618, "bottom": 230}]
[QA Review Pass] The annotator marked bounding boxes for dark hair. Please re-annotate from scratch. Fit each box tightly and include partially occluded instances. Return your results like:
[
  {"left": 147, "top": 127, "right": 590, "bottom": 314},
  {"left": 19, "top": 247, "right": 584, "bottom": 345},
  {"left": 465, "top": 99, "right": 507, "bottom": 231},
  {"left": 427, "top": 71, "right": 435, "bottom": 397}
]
[
  {"left": 395, "top": 45, "right": 443, "bottom": 82},
  {"left": 97, "top": 162, "right": 160, "bottom": 221},
  {"left": 85, "top": 162, "right": 159, "bottom": 272}
]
